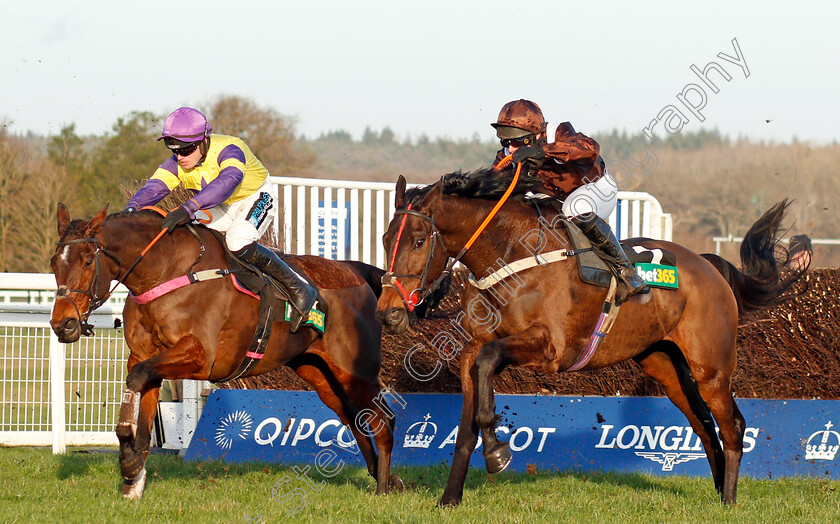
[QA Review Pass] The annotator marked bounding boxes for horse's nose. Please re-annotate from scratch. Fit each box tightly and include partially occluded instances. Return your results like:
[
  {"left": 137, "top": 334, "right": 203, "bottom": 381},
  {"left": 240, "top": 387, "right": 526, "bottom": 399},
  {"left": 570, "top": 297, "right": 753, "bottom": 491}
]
[
  {"left": 376, "top": 307, "right": 408, "bottom": 334},
  {"left": 53, "top": 317, "right": 81, "bottom": 343}
]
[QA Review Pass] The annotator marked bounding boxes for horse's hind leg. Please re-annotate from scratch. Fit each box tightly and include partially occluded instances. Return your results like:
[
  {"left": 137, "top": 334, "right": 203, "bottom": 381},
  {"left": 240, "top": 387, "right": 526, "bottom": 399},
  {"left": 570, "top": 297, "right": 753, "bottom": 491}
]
[
  {"left": 635, "top": 344, "right": 725, "bottom": 491},
  {"left": 347, "top": 378, "right": 403, "bottom": 494},
  {"left": 637, "top": 340, "right": 746, "bottom": 504},
  {"left": 691, "top": 359, "right": 746, "bottom": 504},
  {"left": 290, "top": 353, "right": 397, "bottom": 495}
]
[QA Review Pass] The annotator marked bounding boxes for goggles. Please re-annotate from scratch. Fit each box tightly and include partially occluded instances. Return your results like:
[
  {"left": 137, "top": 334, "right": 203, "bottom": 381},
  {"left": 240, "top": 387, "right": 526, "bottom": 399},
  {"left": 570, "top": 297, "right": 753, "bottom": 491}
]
[
  {"left": 171, "top": 143, "right": 199, "bottom": 157},
  {"left": 163, "top": 137, "right": 201, "bottom": 157},
  {"left": 500, "top": 135, "right": 536, "bottom": 149}
]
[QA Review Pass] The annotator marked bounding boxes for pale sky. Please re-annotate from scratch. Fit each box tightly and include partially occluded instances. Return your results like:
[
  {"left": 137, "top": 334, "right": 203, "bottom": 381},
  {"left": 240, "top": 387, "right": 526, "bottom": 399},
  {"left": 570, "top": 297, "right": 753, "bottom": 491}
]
[{"left": 3, "top": 1, "right": 838, "bottom": 144}]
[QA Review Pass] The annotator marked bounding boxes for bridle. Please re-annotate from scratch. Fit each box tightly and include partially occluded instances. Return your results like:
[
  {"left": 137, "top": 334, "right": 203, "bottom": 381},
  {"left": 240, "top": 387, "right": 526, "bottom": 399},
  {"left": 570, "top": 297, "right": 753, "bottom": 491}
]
[
  {"left": 54, "top": 207, "right": 174, "bottom": 335},
  {"left": 54, "top": 237, "right": 124, "bottom": 335},
  {"left": 382, "top": 158, "right": 523, "bottom": 312},
  {"left": 381, "top": 204, "right": 452, "bottom": 312}
]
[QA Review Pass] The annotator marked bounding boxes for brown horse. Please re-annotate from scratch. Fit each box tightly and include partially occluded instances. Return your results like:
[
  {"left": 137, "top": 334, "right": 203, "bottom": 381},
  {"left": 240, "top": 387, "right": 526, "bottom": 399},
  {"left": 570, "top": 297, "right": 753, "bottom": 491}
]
[
  {"left": 376, "top": 169, "right": 801, "bottom": 507},
  {"left": 50, "top": 204, "right": 400, "bottom": 499}
]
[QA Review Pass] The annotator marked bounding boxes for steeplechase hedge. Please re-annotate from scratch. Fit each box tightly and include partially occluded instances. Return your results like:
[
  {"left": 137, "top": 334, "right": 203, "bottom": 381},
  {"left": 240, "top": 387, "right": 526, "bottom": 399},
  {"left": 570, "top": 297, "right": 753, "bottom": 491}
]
[{"left": 224, "top": 268, "right": 839, "bottom": 400}]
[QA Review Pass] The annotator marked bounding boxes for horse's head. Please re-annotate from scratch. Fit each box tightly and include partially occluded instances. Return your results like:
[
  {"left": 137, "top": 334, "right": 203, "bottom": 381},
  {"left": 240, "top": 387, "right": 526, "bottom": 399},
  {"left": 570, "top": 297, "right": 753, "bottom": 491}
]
[
  {"left": 50, "top": 203, "right": 118, "bottom": 343},
  {"left": 376, "top": 176, "right": 452, "bottom": 334}
]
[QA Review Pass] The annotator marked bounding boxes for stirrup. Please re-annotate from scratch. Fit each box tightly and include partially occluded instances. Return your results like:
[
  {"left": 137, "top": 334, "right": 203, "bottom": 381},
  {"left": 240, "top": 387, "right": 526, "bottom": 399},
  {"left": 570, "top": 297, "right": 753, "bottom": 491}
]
[
  {"left": 616, "top": 271, "right": 649, "bottom": 304},
  {"left": 288, "top": 308, "right": 308, "bottom": 333},
  {"left": 287, "top": 294, "right": 316, "bottom": 333}
]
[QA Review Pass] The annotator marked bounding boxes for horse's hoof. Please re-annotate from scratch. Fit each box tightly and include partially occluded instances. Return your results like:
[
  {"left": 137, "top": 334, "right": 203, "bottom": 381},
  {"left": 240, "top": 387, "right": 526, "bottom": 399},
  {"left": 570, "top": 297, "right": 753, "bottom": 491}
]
[
  {"left": 389, "top": 474, "right": 404, "bottom": 493},
  {"left": 484, "top": 442, "right": 512, "bottom": 474},
  {"left": 122, "top": 468, "right": 147, "bottom": 500},
  {"left": 438, "top": 495, "right": 462, "bottom": 508}
]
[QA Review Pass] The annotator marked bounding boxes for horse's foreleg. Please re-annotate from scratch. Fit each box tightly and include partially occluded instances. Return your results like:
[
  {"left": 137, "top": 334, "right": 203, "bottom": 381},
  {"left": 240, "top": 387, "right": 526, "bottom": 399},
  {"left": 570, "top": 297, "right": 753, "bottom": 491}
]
[
  {"left": 440, "top": 350, "right": 480, "bottom": 507},
  {"left": 474, "top": 341, "right": 510, "bottom": 474},
  {"left": 118, "top": 384, "right": 160, "bottom": 500},
  {"left": 474, "top": 326, "right": 551, "bottom": 474},
  {"left": 117, "top": 334, "right": 210, "bottom": 499}
]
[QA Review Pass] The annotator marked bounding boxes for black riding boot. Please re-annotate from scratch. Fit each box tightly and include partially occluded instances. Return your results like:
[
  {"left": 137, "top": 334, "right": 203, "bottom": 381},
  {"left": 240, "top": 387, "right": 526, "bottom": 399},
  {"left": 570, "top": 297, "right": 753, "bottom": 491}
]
[
  {"left": 235, "top": 242, "right": 317, "bottom": 333},
  {"left": 571, "top": 213, "right": 650, "bottom": 304}
]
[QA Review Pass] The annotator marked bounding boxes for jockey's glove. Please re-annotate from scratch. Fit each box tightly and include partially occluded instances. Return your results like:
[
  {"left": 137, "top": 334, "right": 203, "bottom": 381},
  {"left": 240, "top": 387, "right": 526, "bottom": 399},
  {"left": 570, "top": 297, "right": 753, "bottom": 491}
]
[
  {"left": 511, "top": 146, "right": 547, "bottom": 166},
  {"left": 161, "top": 206, "right": 192, "bottom": 232}
]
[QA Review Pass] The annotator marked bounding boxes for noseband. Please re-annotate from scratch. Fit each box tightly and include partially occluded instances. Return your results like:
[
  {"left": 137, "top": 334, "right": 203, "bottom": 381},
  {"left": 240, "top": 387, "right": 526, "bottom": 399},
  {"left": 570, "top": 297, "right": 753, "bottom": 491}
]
[{"left": 54, "top": 237, "right": 123, "bottom": 335}]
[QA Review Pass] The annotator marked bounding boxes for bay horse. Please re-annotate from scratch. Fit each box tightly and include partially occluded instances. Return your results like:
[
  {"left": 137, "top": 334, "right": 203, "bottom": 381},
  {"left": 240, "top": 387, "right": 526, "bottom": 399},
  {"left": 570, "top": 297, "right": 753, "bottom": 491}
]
[
  {"left": 376, "top": 169, "right": 801, "bottom": 507},
  {"left": 50, "top": 204, "right": 401, "bottom": 499}
]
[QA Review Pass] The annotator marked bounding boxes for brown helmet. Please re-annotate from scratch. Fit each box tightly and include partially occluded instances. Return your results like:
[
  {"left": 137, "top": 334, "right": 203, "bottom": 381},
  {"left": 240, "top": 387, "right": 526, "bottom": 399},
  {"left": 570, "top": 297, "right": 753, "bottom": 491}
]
[{"left": 491, "top": 99, "right": 546, "bottom": 139}]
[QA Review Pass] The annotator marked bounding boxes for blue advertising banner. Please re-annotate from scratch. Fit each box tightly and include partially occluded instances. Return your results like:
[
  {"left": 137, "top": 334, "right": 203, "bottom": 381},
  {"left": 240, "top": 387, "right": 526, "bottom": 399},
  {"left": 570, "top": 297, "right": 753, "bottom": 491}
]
[{"left": 185, "top": 390, "right": 840, "bottom": 478}]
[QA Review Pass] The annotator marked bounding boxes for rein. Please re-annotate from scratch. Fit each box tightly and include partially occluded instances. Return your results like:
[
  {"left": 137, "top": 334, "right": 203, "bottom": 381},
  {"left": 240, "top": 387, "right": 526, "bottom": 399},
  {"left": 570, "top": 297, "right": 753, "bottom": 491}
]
[{"left": 383, "top": 157, "right": 522, "bottom": 310}]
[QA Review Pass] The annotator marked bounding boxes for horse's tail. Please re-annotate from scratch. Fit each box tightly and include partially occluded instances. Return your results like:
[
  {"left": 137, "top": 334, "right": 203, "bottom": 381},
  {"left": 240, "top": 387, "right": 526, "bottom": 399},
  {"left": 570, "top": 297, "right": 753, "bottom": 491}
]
[
  {"left": 700, "top": 199, "right": 804, "bottom": 317},
  {"left": 341, "top": 260, "right": 385, "bottom": 298}
]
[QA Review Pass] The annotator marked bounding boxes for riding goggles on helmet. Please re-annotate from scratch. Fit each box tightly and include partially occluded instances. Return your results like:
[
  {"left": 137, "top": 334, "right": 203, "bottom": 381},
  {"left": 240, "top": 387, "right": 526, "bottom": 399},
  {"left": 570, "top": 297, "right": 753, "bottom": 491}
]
[
  {"left": 500, "top": 134, "right": 536, "bottom": 149},
  {"left": 163, "top": 137, "right": 200, "bottom": 156}
]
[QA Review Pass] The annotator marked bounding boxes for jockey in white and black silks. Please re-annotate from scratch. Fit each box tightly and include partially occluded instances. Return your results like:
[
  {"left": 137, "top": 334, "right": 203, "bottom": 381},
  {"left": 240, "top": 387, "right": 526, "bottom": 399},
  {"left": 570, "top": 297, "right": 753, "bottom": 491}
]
[
  {"left": 127, "top": 106, "right": 317, "bottom": 332},
  {"left": 490, "top": 99, "right": 649, "bottom": 304}
]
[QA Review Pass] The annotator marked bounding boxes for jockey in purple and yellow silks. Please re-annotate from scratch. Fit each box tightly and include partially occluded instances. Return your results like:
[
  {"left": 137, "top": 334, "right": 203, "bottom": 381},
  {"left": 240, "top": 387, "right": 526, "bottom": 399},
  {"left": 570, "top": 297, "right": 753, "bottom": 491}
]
[
  {"left": 131, "top": 134, "right": 269, "bottom": 215},
  {"left": 126, "top": 106, "right": 317, "bottom": 333}
]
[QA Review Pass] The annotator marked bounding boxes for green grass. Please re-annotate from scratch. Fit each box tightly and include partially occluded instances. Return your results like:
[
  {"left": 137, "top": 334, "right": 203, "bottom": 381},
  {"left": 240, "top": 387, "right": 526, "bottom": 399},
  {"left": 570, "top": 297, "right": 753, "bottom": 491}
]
[{"left": 0, "top": 448, "right": 838, "bottom": 523}]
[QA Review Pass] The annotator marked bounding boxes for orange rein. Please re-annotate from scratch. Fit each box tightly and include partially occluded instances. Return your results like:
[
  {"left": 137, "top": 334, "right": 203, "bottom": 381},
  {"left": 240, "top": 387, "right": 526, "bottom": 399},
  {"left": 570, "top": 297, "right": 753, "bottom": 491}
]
[
  {"left": 117, "top": 206, "right": 177, "bottom": 282},
  {"left": 138, "top": 206, "right": 169, "bottom": 256},
  {"left": 462, "top": 155, "right": 521, "bottom": 251}
]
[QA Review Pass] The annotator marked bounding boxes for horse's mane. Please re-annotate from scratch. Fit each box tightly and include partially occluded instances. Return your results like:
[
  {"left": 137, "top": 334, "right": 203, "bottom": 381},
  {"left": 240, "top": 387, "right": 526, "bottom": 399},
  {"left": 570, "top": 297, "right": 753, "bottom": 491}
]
[{"left": 404, "top": 166, "right": 544, "bottom": 205}]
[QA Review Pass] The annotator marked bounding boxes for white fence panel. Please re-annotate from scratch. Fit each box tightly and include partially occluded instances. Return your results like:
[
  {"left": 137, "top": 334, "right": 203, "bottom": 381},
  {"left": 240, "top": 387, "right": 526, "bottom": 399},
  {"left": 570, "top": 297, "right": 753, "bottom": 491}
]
[
  {"left": 0, "top": 311, "right": 126, "bottom": 452},
  {"left": 269, "top": 177, "right": 672, "bottom": 267}
]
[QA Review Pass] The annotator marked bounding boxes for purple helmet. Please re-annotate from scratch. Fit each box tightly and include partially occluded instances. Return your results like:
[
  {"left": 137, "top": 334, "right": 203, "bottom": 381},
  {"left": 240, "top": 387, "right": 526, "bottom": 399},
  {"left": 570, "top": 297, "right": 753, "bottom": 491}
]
[{"left": 157, "top": 107, "right": 212, "bottom": 147}]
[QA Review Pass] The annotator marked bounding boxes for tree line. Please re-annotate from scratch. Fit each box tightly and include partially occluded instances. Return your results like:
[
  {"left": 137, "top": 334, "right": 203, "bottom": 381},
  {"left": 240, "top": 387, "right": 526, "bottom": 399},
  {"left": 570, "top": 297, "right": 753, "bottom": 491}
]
[{"left": 1, "top": 95, "right": 837, "bottom": 272}]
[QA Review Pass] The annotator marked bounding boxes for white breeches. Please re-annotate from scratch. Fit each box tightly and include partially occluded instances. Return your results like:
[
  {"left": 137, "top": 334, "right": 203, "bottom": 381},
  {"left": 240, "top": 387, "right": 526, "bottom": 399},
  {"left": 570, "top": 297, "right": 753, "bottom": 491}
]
[
  {"left": 199, "top": 180, "right": 276, "bottom": 252},
  {"left": 561, "top": 172, "right": 618, "bottom": 221}
]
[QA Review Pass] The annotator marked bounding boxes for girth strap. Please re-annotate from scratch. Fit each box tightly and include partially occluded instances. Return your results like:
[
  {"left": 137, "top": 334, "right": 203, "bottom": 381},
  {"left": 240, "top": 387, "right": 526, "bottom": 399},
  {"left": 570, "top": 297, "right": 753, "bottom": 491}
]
[
  {"left": 566, "top": 277, "right": 622, "bottom": 371},
  {"left": 216, "top": 294, "right": 279, "bottom": 382}
]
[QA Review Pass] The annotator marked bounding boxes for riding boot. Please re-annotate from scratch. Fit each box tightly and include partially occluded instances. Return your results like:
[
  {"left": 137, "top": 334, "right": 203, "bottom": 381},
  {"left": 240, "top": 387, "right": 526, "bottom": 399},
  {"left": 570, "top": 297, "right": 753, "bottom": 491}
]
[
  {"left": 235, "top": 242, "right": 317, "bottom": 333},
  {"left": 571, "top": 213, "right": 650, "bottom": 304}
]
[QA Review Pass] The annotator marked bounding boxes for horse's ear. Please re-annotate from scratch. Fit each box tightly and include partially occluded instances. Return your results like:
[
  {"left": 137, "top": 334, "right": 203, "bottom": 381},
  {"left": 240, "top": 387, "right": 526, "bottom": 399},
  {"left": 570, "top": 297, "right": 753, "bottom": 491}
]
[
  {"left": 394, "top": 175, "right": 408, "bottom": 209},
  {"left": 87, "top": 204, "right": 110, "bottom": 235},
  {"left": 437, "top": 176, "right": 445, "bottom": 196},
  {"left": 395, "top": 175, "right": 407, "bottom": 208},
  {"left": 57, "top": 203, "right": 71, "bottom": 236}
]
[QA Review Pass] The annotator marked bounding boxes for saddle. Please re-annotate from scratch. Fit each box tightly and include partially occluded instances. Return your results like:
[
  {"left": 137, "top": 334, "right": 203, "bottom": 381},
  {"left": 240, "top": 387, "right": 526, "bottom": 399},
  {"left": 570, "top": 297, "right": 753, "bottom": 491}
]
[
  {"left": 206, "top": 230, "right": 325, "bottom": 382},
  {"left": 560, "top": 216, "right": 677, "bottom": 289}
]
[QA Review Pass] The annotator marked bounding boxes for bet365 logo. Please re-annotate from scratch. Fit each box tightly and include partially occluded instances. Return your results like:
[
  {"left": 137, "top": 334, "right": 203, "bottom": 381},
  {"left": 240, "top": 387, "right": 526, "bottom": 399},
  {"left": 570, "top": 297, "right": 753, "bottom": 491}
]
[{"left": 635, "top": 263, "right": 679, "bottom": 289}]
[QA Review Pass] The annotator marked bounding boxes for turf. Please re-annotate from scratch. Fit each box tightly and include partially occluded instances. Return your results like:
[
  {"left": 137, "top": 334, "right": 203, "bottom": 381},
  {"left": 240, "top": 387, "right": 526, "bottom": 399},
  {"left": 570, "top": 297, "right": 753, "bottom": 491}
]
[{"left": 0, "top": 447, "right": 837, "bottom": 523}]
